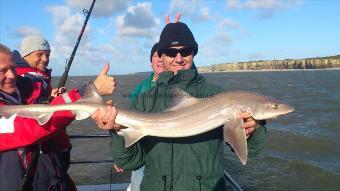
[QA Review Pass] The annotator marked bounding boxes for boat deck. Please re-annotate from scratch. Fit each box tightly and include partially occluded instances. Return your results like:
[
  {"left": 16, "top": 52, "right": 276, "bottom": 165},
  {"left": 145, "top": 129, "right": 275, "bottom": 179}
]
[{"left": 77, "top": 183, "right": 130, "bottom": 191}]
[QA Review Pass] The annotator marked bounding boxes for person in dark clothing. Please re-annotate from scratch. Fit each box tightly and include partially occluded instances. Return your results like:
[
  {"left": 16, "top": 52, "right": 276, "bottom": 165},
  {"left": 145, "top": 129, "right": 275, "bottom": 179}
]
[{"left": 97, "top": 22, "right": 267, "bottom": 191}]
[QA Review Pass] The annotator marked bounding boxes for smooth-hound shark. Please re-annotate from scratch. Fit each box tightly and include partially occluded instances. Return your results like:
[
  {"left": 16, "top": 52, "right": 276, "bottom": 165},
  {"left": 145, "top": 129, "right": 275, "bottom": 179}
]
[{"left": 0, "top": 83, "right": 294, "bottom": 165}]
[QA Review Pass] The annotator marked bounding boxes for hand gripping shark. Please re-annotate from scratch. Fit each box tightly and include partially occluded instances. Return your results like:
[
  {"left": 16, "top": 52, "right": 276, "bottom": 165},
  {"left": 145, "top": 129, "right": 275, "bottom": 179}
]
[{"left": 0, "top": 83, "right": 294, "bottom": 165}]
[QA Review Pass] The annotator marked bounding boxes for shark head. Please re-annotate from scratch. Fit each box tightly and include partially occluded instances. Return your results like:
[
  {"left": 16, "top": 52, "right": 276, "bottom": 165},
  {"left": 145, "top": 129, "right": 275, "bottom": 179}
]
[
  {"left": 216, "top": 91, "right": 294, "bottom": 120},
  {"left": 242, "top": 93, "right": 294, "bottom": 120}
]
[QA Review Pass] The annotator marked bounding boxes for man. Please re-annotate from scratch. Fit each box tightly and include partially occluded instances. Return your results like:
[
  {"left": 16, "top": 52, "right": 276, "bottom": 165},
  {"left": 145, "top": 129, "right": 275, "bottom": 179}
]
[
  {"left": 0, "top": 43, "right": 115, "bottom": 191},
  {"left": 15, "top": 35, "right": 114, "bottom": 171},
  {"left": 99, "top": 22, "right": 266, "bottom": 191}
]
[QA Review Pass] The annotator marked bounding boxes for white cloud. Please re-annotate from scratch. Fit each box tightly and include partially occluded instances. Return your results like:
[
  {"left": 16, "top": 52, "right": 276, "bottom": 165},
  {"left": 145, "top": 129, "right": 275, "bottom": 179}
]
[
  {"left": 45, "top": 1, "right": 159, "bottom": 75},
  {"left": 47, "top": 5, "right": 89, "bottom": 50},
  {"left": 217, "top": 18, "right": 241, "bottom": 30},
  {"left": 226, "top": 0, "right": 303, "bottom": 19},
  {"left": 169, "top": 0, "right": 210, "bottom": 22},
  {"left": 227, "top": 0, "right": 283, "bottom": 9},
  {"left": 196, "top": 16, "right": 245, "bottom": 66},
  {"left": 115, "top": 2, "right": 160, "bottom": 38},
  {"left": 46, "top": 5, "right": 70, "bottom": 24},
  {"left": 14, "top": 26, "right": 41, "bottom": 37},
  {"left": 46, "top": 5, "right": 107, "bottom": 75},
  {"left": 66, "top": 0, "right": 131, "bottom": 17}
]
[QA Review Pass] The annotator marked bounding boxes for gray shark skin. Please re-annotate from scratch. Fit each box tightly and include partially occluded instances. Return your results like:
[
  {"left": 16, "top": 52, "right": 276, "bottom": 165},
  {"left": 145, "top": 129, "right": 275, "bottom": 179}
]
[{"left": 0, "top": 83, "right": 294, "bottom": 165}]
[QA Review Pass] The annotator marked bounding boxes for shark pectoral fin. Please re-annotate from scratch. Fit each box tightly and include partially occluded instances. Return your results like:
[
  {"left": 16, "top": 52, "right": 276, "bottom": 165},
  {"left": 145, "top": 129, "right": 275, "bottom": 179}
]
[
  {"left": 117, "top": 128, "right": 145, "bottom": 147},
  {"left": 75, "top": 111, "right": 91, "bottom": 120},
  {"left": 223, "top": 119, "right": 248, "bottom": 165},
  {"left": 36, "top": 112, "right": 54, "bottom": 125},
  {"left": 12, "top": 111, "right": 54, "bottom": 125}
]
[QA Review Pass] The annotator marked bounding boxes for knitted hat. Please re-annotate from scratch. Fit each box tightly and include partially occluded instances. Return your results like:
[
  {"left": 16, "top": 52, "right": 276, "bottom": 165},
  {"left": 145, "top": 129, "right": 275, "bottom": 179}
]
[
  {"left": 158, "top": 22, "right": 198, "bottom": 55},
  {"left": 150, "top": 42, "right": 159, "bottom": 62},
  {"left": 20, "top": 35, "right": 50, "bottom": 57}
]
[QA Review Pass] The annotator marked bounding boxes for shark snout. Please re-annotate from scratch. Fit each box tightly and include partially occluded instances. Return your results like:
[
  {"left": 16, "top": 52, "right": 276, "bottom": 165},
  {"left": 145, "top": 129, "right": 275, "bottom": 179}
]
[{"left": 280, "top": 104, "right": 295, "bottom": 114}]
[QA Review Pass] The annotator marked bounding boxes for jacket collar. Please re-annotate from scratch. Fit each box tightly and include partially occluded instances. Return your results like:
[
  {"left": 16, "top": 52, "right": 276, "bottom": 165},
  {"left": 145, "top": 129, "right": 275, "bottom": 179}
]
[
  {"left": 156, "top": 65, "right": 199, "bottom": 86},
  {"left": 0, "top": 89, "right": 22, "bottom": 105}
]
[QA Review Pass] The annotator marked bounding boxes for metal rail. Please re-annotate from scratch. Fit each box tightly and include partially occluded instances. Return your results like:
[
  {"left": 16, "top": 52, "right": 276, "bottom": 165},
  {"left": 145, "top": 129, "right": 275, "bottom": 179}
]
[
  {"left": 224, "top": 170, "right": 244, "bottom": 191},
  {"left": 70, "top": 134, "right": 244, "bottom": 191},
  {"left": 69, "top": 134, "right": 111, "bottom": 139},
  {"left": 70, "top": 134, "right": 112, "bottom": 164}
]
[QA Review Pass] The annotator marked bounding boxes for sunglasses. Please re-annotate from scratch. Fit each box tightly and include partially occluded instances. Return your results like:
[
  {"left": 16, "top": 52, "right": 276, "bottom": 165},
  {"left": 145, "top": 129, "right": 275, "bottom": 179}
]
[{"left": 160, "top": 47, "right": 193, "bottom": 58}]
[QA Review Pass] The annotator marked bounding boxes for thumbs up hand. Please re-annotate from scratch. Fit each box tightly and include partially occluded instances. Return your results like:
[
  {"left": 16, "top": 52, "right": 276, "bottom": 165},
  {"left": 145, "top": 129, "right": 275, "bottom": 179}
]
[{"left": 93, "top": 63, "right": 116, "bottom": 96}]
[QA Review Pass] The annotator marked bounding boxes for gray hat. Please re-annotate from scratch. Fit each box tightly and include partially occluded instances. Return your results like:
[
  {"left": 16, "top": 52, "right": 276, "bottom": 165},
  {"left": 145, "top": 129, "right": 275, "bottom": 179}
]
[{"left": 20, "top": 35, "right": 51, "bottom": 57}]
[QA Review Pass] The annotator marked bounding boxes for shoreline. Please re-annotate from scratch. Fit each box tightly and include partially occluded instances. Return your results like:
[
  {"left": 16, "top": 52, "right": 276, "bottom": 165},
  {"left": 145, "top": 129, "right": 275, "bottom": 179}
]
[{"left": 198, "top": 67, "right": 340, "bottom": 73}]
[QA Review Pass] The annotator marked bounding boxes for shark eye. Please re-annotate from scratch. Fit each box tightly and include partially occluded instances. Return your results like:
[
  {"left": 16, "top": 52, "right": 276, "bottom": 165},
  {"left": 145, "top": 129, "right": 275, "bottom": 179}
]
[
  {"left": 273, "top": 104, "right": 279, "bottom": 109},
  {"left": 267, "top": 104, "right": 279, "bottom": 109}
]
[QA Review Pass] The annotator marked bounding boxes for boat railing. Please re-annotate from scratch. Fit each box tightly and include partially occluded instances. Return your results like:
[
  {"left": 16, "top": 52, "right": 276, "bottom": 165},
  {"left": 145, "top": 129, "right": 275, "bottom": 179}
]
[{"left": 69, "top": 134, "right": 244, "bottom": 191}]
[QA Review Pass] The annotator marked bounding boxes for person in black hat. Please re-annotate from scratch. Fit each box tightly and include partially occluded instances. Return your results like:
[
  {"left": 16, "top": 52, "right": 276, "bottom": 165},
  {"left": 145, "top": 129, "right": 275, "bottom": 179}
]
[
  {"left": 105, "top": 21, "right": 267, "bottom": 191},
  {"left": 156, "top": 22, "right": 198, "bottom": 75}
]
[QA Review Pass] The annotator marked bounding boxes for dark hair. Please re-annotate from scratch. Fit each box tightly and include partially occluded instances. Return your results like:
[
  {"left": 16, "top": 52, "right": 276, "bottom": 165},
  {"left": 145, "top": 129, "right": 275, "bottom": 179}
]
[{"left": 150, "top": 43, "right": 159, "bottom": 62}]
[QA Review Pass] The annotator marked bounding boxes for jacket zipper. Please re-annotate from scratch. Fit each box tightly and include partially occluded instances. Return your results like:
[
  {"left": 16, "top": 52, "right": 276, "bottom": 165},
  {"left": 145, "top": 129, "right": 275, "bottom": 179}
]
[
  {"left": 162, "top": 175, "right": 167, "bottom": 191},
  {"left": 170, "top": 143, "right": 174, "bottom": 191},
  {"left": 196, "top": 175, "right": 202, "bottom": 191}
]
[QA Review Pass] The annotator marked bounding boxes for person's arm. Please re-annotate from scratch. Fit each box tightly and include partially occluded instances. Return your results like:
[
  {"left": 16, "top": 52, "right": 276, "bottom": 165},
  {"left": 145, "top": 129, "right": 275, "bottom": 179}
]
[
  {"left": 109, "top": 130, "right": 145, "bottom": 170},
  {"left": 0, "top": 89, "right": 81, "bottom": 151}
]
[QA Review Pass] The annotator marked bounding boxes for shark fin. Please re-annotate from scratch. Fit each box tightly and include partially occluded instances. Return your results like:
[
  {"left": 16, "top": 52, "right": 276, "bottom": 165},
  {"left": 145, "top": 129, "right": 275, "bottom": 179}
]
[
  {"left": 77, "top": 82, "right": 105, "bottom": 105},
  {"left": 223, "top": 118, "right": 248, "bottom": 165},
  {"left": 117, "top": 128, "right": 145, "bottom": 147},
  {"left": 164, "top": 88, "right": 200, "bottom": 112},
  {"left": 35, "top": 112, "right": 54, "bottom": 125},
  {"left": 75, "top": 111, "right": 92, "bottom": 120}
]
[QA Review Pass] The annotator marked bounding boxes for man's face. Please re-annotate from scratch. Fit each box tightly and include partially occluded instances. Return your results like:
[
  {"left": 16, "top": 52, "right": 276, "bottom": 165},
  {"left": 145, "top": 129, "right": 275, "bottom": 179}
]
[
  {"left": 0, "top": 52, "right": 17, "bottom": 95},
  {"left": 23, "top": 50, "right": 50, "bottom": 71},
  {"left": 161, "top": 46, "right": 193, "bottom": 75},
  {"left": 151, "top": 51, "right": 164, "bottom": 75}
]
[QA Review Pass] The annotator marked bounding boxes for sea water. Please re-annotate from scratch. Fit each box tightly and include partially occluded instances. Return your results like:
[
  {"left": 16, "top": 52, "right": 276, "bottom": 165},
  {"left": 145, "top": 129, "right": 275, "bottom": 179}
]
[{"left": 52, "top": 70, "right": 340, "bottom": 191}]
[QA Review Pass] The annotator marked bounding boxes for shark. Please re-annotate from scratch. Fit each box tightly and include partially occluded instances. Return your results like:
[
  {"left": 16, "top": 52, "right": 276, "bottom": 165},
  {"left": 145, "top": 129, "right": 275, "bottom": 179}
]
[{"left": 0, "top": 83, "right": 294, "bottom": 165}]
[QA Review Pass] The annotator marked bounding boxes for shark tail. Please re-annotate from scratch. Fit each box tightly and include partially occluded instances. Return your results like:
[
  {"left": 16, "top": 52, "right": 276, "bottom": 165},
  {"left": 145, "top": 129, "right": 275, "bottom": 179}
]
[
  {"left": 223, "top": 119, "right": 248, "bottom": 165},
  {"left": 117, "top": 127, "right": 146, "bottom": 147}
]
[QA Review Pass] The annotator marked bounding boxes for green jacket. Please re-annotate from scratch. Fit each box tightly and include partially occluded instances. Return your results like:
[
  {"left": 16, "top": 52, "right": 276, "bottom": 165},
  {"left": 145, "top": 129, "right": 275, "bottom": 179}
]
[
  {"left": 111, "top": 68, "right": 266, "bottom": 191},
  {"left": 129, "top": 73, "right": 156, "bottom": 102}
]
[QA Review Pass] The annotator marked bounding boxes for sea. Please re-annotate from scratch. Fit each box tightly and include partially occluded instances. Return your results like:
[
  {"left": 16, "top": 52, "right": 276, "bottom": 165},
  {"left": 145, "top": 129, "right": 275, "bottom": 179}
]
[{"left": 51, "top": 69, "right": 340, "bottom": 191}]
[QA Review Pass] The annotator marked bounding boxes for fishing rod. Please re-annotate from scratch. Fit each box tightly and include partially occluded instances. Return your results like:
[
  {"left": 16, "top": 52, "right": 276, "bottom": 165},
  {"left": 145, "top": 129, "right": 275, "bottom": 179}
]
[{"left": 57, "top": 0, "right": 96, "bottom": 88}]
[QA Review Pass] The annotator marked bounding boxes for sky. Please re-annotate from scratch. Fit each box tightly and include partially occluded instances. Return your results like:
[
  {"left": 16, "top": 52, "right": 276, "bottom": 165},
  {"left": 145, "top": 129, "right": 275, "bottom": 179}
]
[{"left": 0, "top": 0, "right": 339, "bottom": 76}]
